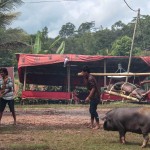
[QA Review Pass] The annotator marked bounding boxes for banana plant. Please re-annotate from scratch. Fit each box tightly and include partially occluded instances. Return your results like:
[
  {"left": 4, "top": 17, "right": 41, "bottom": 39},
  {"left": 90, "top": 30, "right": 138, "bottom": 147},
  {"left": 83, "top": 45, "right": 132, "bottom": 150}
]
[
  {"left": 33, "top": 31, "right": 65, "bottom": 54},
  {"left": 56, "top": 41, "right": 65, "bottom": 54},
  {"left": 33, "top": 31, "right": 42, "bottom": 54},
  {"left": 49, "top": 36, "right": 61, "bottom": 49}
]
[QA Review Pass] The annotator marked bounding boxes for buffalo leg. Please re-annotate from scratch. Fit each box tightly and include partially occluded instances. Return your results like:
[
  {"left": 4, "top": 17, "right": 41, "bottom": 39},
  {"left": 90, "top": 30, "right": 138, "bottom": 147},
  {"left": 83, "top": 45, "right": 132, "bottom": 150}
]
[
  {"left": 141, "top": 134, "right": 149, "bottom": 148},
  {"left": 119, "top": 132, "right": 126, "bottom": 144},
  {"left": 117, "top": 122, "right": 126, "bottom": 144}
]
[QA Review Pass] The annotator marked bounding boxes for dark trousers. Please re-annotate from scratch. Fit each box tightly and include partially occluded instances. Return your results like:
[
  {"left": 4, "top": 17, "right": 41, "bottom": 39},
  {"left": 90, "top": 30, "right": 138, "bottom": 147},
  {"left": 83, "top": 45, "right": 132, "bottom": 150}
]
[
  {"left": 89, "top": 98, "right": 99, "bottom": 122},
  {"left": 0, "top": 98, "right": 15, "bottom": 112}
]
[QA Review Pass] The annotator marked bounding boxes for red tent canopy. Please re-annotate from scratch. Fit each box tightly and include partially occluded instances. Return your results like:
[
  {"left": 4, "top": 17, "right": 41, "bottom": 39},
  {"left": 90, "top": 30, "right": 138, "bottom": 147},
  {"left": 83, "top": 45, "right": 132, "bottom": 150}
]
[
  {"left": 16, "top": 54, "right": 150, "bottom": 69},
  {"left": 16, "top": 54, "right": 150, "bottom": 100},
  {"left": 16, "top": 54, "right": 150, "bottom": 84},
  {"left": 16, "top": 54, "right": 105, "bottom": 68}
]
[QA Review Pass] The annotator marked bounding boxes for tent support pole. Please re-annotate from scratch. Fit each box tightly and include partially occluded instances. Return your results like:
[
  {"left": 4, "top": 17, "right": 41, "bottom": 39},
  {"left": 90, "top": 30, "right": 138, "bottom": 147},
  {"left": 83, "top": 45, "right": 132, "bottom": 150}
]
[
  {"left": 104, "top": 59, "right": 107, "bottom": 87},
  {"left": 67, "top": 65, "right": 70, "bottom": 92},
  {"left": 23, "top": 67, "right": 27, "bottom": 91}
]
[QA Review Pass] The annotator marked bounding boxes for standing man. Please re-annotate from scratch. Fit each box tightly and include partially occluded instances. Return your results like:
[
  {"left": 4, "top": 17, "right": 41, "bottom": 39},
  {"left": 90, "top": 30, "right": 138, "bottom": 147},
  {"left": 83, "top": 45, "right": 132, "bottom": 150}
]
[
  {"left": 0, "top": 68, "right": 16, "bottom": 125},
  {"left": 81, "top": 65, "right": 100, "bottom": 129}
]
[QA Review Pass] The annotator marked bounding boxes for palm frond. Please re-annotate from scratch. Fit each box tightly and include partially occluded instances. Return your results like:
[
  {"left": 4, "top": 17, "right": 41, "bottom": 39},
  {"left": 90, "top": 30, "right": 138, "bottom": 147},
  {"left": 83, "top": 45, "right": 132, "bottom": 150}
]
[
  {"left": 0, "top": 12, "right": 20, "bottom": 27},
  {"left": 0, "top": 0, "right": 23, "bottom": 11}
]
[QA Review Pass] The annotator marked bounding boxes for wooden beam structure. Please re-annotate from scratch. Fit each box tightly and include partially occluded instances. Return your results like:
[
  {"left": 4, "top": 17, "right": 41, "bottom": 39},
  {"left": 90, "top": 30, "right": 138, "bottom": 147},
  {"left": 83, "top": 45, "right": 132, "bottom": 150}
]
[
  {"left": 78, "top": 72, "right": 150, "bottom": 76},
  {"left": 105, "top": 90, "right": 139, "bottom": 102}
]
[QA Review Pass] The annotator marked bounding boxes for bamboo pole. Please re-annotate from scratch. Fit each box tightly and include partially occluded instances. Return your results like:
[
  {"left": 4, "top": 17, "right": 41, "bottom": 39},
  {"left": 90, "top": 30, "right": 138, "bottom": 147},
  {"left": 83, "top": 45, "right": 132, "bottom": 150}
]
[
  {"left": 78, "top": 72, "right": 150, "bottom": 76},
  {"left": 105, "top": 90, "right": 139, "bottom": 102},
  {"left": 126, "top": 9, "right": 140, "bottom": 82}
]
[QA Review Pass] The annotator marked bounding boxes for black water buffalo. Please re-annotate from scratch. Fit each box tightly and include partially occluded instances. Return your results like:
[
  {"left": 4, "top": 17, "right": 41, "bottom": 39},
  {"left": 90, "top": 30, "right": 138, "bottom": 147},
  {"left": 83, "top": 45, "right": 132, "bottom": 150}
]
[{"left": 103, "top": 107, "right": 150, "bottom": 148}]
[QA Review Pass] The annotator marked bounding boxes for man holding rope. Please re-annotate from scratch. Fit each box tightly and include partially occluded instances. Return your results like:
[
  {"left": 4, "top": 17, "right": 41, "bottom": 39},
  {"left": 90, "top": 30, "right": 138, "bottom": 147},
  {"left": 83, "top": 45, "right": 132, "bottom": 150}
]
[{"left": 81, "top": 65, "right": 100, "bottom": 129}]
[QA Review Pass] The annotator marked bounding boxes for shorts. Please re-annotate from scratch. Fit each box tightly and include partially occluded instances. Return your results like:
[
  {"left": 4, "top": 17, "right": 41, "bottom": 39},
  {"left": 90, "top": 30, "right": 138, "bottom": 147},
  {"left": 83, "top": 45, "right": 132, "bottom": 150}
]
[{"left": 0, "top": 98, "right": 15, "bottom": 112}]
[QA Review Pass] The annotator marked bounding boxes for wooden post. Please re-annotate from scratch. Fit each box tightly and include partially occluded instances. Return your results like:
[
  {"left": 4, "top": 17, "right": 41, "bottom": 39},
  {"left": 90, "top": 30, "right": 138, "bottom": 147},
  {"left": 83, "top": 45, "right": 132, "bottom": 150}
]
[
  {"left": 67, "top": 65, "right": 70, "bottom": 92},
  {"left": 23, "top": 67, "right": 27, "bottom": 91},
  {"left": 104, "top": 59, "right": 107, "bottom": 87},
  {"left": 126, "top": 8, "right": 140, "bottom": 82}
]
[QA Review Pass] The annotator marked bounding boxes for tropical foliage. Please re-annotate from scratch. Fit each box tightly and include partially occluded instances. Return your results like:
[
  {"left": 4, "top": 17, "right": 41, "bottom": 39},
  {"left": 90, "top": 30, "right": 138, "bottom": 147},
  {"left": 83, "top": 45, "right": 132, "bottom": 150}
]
[
  {"left": 0, "top": 0, "right": 23, "bottom": 27},
  {"left": 1, "top": 0, "right": 150, "bottom": 68},
  {"left": 32, "top": 32, "right": 65, "bottom": 54}
]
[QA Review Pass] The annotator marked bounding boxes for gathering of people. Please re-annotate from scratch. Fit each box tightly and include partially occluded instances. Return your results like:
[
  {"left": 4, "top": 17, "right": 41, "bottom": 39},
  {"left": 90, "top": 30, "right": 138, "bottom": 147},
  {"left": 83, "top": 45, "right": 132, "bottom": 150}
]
[
  {"left": 0, "top": 66, "right": 101, "bottom": 129},
  {"left": 0, "top": 66, "right": 150, "bottom": 131}
]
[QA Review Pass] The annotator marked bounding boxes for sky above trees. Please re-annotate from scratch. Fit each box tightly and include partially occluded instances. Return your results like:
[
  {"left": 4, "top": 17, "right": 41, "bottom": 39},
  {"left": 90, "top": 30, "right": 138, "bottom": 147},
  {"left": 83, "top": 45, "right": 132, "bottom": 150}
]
[{"left": 10, "top": 0, "right": 150, "bottom": 38}]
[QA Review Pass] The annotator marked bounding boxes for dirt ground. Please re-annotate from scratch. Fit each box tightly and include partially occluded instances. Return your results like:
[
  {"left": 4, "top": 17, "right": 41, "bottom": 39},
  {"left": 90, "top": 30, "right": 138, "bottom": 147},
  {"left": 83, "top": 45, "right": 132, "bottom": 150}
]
[
  {"left": 0, "top": 107, "right": 109, "bottom": 128},
  {"left": 1, "top": 106, "right": 149, "bottom": 150}
]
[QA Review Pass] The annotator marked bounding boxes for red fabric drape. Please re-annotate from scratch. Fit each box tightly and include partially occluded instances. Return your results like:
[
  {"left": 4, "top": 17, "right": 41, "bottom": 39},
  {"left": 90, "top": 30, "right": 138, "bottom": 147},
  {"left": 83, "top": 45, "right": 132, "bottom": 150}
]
[
  {"left": 140, "top": 56, "right": 150, "bottom": 66},
  {"left": 22, "top": 91, "right": 72, "bottom": 100}
]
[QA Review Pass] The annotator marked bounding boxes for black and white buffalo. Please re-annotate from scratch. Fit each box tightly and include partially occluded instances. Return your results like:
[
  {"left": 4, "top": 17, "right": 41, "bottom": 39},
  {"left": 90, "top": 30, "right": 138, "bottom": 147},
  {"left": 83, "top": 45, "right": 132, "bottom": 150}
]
[{"left": 103, "top": 107, "right": 150, "bottom": 148}]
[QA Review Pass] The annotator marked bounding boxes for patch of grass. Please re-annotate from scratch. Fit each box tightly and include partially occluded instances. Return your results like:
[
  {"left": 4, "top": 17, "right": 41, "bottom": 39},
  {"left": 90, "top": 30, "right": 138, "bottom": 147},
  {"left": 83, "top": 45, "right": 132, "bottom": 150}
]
[
  {"left": 9, "top": 143, "right": 49, "bottom": 150},
  {"left": 0, "top": 124, "right": 149, "bottom": 150},
  {"left": 15, "top": 101, "right": 150, "bottom": 110}
]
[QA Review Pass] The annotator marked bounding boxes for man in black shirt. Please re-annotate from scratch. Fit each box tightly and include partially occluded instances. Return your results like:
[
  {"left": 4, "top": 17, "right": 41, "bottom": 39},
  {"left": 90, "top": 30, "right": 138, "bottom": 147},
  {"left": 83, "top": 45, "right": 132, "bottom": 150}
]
[{"left": 81, "top": 66, "right": 100, "bottom": 129}]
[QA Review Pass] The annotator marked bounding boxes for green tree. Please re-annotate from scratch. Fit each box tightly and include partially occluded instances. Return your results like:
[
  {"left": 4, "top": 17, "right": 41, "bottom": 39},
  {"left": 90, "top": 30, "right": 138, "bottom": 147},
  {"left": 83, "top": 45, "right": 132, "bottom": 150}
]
[
  {"left": 41, "top": 26, "right": 50, "bottom": 50},
  {"left": 135, "top": 15, "right": 150, "bottom": 51},
  {"left": 0, "top": 28, "right": 30, "bottom": 44},
  {"left": 78, "top": 21, "right": 95, "bottom": 34},
  {"left": 111, "top": 21, "right": 125, "bottom": 31},
  {"left": 93, "top": 28, "right": 116, "bottom": 55},
  {"left": 59, "top": 22, "right": 75, "bottom": 38},
  {"left": 0, "top": 28, "right": 31, "bottom": 68},
  {"left": 111, "top": 36, "right": 135, "bottom": 56}
]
